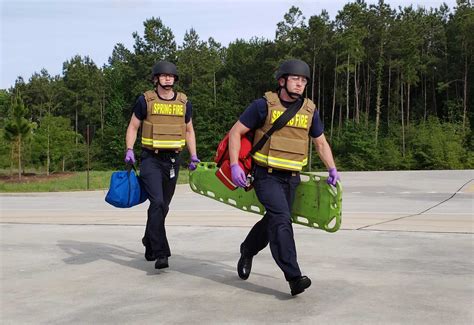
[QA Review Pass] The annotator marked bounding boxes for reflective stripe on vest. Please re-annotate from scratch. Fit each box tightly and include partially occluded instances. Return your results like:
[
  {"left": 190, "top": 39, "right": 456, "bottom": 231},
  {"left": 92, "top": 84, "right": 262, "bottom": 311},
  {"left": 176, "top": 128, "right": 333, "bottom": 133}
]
[
  {"left": 141, "top": 138, "right": 186, "bottom": 148},
  {"left": 253, "top": 151, "right": 308, "bottom": 171}
]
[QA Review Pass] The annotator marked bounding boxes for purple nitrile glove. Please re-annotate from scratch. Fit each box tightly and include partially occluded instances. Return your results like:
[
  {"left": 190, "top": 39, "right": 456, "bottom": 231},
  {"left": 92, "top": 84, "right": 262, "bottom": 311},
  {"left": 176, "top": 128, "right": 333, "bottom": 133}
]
[
  {"left": 231, "top": 163, "right": 247, "bottom": 188},
  {"left": 327, "top": 167, "right": 340, "bottom": 186},
  {"left": 188, "top": 154, "right": 200, "bottom": 171},
  {"left": 124, "top": 148, "right": 135, "bottom": 164}
]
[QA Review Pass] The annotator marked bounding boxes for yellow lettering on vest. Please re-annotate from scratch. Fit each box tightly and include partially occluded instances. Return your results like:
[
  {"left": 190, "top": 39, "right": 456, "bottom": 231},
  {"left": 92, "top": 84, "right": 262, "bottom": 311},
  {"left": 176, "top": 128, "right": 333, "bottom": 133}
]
[
  {"left": 270, "top": 110, "right": 283, "bottom": 124},
  {"left": 302, "top": 115, "right": 308, "bottom": 128},
  {"left": 173, "top": 104, "right": 184, "bottom": 116},
  {"left": 152, "top": 103, "right": 184, "bottom": 116},
  {"left": 270, "top": 110, "right": 308, "bottom": 129}
]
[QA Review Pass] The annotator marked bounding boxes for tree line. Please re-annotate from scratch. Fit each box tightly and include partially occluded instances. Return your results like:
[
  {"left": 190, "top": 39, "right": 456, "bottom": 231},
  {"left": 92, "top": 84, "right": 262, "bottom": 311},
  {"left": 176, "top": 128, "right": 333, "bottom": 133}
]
[{"left": 1, "top": 0, "right": 472, "bottom": 178}]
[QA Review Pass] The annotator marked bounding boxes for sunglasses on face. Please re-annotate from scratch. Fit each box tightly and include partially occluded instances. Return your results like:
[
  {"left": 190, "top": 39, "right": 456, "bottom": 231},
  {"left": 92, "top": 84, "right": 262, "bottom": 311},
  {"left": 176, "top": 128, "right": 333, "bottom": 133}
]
[
  {"left": 287, "top": 75, "right": 308, "bottom": 84},
  {"left": 159, "top": 74, "right": 175, "bottom": 79}
]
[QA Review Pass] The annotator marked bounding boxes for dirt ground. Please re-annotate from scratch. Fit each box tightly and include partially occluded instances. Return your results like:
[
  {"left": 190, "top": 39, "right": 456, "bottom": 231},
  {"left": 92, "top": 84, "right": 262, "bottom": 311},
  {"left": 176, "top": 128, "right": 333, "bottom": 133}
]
[{"left": 0, "top": 172, "right": 74, "bottom": 183}]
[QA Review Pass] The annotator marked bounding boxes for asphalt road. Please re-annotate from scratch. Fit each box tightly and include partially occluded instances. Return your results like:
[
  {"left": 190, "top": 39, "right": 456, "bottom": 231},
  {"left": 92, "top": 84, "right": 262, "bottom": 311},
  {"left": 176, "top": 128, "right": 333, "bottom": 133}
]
[{"left": 1, "top": 170, "right": 473, "bottom": 324}]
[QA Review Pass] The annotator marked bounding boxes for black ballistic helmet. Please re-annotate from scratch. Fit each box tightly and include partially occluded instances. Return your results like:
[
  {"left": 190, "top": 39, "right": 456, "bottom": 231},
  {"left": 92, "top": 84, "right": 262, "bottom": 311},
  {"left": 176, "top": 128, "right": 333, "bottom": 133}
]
[
  {"left": 152, "top": 61, "right": 179, "bottom": 81},
  {"left": 276, "top": 59, "right": 311, "bottom": 81}
]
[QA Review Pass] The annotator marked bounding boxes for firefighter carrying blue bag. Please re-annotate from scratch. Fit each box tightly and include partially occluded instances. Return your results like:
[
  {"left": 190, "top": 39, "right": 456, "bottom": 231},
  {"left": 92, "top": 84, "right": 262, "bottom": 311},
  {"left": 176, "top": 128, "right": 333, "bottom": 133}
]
[{"left": 105, "top": 164, "right": 148, "bottom": 208}]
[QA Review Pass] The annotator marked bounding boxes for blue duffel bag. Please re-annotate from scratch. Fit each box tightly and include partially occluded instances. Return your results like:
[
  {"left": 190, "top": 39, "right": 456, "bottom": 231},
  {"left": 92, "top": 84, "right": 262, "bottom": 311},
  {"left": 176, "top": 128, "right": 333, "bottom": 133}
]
[{"left": 105, "top": 164, "right": 148, "bottom": 208}]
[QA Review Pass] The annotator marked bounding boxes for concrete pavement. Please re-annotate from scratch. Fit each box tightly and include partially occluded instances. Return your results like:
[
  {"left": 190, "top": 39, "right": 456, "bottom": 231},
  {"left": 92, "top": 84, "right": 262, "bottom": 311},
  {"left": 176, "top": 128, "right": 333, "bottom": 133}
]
[{"left": 1, "top": 170, "right": 473, "bottom": 324}]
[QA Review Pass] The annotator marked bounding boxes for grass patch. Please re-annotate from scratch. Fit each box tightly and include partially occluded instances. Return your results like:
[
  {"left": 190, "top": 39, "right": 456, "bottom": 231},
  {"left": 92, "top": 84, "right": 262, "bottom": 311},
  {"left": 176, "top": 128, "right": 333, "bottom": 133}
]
[{"left": 0, "top": 169, "right": 190, "bottom": 192}]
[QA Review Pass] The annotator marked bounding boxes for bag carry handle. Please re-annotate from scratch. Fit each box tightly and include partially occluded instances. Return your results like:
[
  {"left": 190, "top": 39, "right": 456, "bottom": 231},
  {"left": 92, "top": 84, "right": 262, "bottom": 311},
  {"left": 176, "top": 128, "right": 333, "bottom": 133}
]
[
  {"left": 249, "top": 98, "right": 303, "bottom": 156},
  {"left": 125, "top": 163, "right": 138, "bottom": 175}
]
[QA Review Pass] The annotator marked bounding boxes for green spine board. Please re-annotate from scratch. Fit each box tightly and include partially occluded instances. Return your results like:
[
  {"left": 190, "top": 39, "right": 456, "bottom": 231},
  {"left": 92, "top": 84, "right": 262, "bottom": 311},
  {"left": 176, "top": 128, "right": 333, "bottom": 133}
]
[{"left": 189, "top": 162, "right": 342, "bottom": 232}]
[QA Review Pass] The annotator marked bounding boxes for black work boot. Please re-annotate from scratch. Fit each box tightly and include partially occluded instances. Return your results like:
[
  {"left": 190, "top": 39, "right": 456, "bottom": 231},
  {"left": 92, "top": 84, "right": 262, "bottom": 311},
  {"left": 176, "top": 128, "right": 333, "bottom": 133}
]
[
  {"left": 237, "top": 252, "right": 253, "bottom": 280},
  {"left": 289, "top": 276, "right": 311, "bottom": 296},
  {"left": 155, "top": 256, "right": 169, "bottom": 269},
  {"left": 142, "top": 237, "right": 155, "bottom": 261}
]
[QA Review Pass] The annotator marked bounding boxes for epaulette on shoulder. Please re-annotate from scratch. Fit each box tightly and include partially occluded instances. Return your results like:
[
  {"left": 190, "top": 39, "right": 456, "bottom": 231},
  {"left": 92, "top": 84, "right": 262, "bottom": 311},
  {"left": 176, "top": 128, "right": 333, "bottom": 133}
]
[
  {"left": 176, "top": 92, "right": 188, "bottom": 104},
  {"left": 144, "top": 90, "right": 157, "bottom": 102},
  {"left": 304, "top": 98, "right": 316, "bottom": 113},
  {"left": 264, "top": 91, "right": 279, "bottom": 106}
]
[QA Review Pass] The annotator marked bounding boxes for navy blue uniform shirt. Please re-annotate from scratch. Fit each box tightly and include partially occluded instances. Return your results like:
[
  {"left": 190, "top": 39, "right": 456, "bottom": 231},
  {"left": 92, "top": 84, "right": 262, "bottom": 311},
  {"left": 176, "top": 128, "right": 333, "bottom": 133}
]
[
  {"left": 239, "top": 97, "right": 324, "bottom": 138},
  {"left": 133, "top": 91, "right": 192, "bottom": 123}
]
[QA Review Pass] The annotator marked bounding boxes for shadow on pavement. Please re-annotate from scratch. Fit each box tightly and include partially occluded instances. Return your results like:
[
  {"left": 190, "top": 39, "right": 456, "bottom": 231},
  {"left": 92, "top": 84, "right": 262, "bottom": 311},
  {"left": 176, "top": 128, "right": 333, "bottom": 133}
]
[{"left": 57, "top": 240, "right": 292, "bottom": 300}]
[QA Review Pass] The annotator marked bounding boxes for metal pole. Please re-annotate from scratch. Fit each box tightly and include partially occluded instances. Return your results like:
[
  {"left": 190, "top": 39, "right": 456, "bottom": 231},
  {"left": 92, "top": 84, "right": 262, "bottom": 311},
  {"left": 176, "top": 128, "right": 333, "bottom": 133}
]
[
  {"left": 308, "top": 140, "right": 312, "bottom": 172},
  {"left": 86, "top": 124, "right": 90, "bottom": 190}
]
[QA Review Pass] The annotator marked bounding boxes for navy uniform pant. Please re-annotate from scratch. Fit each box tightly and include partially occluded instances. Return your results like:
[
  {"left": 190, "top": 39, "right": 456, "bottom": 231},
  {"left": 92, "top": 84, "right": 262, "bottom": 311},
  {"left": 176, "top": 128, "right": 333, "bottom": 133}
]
[
  {"left": 140, "top": 149, "right": 180, "bottom": 258},
  {"left": 240, "top": 165, "right": 302, "bottom": 281}
]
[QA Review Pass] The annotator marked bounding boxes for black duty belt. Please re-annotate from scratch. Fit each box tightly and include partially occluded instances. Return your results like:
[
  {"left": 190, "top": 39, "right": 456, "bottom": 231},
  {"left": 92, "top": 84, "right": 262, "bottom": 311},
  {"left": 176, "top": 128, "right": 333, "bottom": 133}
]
[
  {"left": 142, "top": 148, "right": 180, "bottom": 158},
  {"left": 255, "top": 164, "right": 298, "bottom": 177}
]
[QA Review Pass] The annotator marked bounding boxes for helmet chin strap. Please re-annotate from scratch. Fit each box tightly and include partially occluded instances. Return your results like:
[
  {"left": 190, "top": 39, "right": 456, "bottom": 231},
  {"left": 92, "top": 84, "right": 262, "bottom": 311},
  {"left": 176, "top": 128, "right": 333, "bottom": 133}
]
[
  {"left": 281, "top": 78, "right": 302, "bottom": 100},
  {"left": 158, "top": 81, "right": 173, "bottom": 90},
  {"left": 153, "top": 77, "right": 174, "bottom": 90}
]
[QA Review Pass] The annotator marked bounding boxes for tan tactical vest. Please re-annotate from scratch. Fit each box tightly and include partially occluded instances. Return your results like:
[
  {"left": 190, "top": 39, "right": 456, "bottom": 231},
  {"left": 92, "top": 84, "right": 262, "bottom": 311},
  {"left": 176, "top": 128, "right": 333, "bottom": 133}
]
[
  {"left": 252, "top": 91, "right": 315, "bottom": 171},
  {"left": 141, "top": 90, "right": 187, "bottom": 151}
]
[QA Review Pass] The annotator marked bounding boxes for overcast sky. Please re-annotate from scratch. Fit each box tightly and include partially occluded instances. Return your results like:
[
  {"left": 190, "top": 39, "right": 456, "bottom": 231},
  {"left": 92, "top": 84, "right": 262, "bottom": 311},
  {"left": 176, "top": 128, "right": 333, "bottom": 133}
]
[{"left": 1, "top": 0, "right": 458, "bottom": 89}]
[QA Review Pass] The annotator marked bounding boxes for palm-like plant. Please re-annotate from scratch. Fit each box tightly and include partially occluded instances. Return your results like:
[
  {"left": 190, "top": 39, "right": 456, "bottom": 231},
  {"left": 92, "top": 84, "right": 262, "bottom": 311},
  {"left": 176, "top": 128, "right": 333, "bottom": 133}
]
[{"left": 4, "top": 93, "right": 32, "bottom": 180}]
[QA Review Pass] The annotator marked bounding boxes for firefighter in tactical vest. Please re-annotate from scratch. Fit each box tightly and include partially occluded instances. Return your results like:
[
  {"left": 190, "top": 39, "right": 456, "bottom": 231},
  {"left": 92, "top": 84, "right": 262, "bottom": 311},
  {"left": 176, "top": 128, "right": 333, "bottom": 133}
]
[
  {"left": 124, "top": 61, "right": 199, "bottom": 269},
  {"left": 228, "top": 59, "right": 340, "bottom": 296}
]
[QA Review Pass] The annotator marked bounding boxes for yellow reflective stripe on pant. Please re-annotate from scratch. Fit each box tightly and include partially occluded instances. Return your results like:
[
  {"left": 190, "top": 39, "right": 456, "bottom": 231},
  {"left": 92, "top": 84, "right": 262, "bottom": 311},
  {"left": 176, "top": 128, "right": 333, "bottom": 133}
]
[
  {"left": 142, "top": 137, "right": 185, "bottom": 148},
  {"left": 252, "top": 152, "right": 307, "bottom": 171}
]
